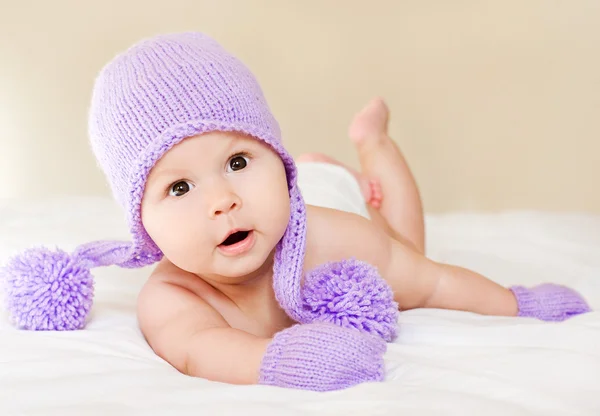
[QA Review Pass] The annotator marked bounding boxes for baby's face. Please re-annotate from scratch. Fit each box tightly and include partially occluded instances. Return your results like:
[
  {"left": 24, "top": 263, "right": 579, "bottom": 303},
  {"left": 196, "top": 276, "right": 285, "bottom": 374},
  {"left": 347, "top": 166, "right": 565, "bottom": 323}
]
[{"left": 140, "top": 131, "right": 291, "bottom": 282}]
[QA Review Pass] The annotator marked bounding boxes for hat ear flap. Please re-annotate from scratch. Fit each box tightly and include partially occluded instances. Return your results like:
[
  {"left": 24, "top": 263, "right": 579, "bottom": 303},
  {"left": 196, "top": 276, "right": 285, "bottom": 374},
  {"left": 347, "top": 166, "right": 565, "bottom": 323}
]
[{"left": 1, "top": 241, "right": 133, "bottom": 331}]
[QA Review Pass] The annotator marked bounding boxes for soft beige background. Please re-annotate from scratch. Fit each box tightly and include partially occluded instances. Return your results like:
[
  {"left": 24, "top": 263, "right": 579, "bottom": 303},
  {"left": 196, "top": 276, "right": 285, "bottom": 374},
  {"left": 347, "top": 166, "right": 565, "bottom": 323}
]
[{"left": 1, "top": 1, "right": 599, "bottom": 213}]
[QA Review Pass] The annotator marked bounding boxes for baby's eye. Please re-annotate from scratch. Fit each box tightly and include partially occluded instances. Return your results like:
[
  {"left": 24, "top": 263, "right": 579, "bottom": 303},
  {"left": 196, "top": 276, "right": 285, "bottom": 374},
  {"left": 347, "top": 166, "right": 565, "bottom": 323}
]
[
  {"left": 227, "top": 154, "right": 249, "bottom": 172},
  {"left": 169, "top": 180, "right": 194, "bottom": 197}
]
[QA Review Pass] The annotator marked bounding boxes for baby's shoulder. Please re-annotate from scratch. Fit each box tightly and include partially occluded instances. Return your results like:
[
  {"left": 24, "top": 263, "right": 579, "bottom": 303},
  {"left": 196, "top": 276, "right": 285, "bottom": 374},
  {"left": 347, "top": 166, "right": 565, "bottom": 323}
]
[
  {"left": 145, "top": 259, "right": 237, "bottom": 322},
  {"left": 303, "top": 204, "right": 389, "bottom": 271},
  {"left": 145, "top": 259, "right": 290, "bottom": 338},
  {"left": 148, "top": 258, "right": 222, "bottom": 301}
]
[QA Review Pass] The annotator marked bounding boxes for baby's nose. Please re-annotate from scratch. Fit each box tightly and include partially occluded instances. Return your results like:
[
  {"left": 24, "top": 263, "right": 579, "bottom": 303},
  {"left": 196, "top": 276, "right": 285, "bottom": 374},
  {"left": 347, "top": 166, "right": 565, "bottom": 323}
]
[{"left": 209, "top": 189, "right": 242, "bottom": 218}]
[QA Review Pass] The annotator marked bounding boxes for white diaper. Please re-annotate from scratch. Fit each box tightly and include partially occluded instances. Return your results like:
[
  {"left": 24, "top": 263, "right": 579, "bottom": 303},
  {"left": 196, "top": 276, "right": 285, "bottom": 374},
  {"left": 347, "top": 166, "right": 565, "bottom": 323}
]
[{"left": 296, "top": 162, "right": 371, "bottom": 220}]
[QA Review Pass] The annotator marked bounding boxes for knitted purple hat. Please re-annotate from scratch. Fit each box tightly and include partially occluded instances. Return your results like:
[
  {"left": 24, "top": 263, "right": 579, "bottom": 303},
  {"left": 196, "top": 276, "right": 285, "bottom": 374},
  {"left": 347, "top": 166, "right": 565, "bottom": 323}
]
[{"left": 1, "top": 32, "right": 306, "bottom": 330}]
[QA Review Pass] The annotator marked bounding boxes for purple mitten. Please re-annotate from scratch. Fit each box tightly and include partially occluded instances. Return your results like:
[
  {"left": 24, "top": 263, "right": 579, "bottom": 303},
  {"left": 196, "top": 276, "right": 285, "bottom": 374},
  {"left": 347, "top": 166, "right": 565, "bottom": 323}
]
[
  {"left": 510, "top": 284, "right": 592, "bottom": 321},
  {"left": 258, "top": 322, "right": 386, "bottom": 391}
]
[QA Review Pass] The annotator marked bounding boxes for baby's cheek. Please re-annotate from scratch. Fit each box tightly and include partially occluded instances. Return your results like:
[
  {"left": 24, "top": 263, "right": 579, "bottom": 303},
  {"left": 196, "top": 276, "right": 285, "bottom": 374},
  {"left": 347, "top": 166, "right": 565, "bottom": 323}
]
[
  {"left": 140, "top": 216, "right": 166, "bottom": 252},
  {"left": 175, "top": 226, "right": 212, "bottom": 266},
  {"left": 271, "top": 197, "right": 291, "bottom": 236},
  {"left": 144, "top": 215, "right": 202, "bottom": 271}
]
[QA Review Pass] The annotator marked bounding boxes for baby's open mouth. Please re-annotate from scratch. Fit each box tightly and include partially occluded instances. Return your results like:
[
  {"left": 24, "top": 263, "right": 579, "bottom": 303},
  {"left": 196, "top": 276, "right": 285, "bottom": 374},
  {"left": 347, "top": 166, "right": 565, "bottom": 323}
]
[{"left": 220, "top": 230, "right": 251, "bottom": 246}]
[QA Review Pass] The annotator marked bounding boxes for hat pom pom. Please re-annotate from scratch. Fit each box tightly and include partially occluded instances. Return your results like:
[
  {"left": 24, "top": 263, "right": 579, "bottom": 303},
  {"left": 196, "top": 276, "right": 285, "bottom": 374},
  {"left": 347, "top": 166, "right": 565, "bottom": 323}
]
[
  {"left": 300, "top": 258, "right": 399, "bottom": 342},
  {"left": 1, "top": 247, "right": 94, "bottom": 330}
]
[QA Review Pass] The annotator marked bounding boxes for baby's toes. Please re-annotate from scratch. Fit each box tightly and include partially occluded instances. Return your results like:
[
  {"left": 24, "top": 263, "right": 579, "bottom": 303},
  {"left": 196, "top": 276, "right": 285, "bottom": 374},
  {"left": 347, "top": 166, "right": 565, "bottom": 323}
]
[
  {"left": 368, "top": 179, "right": 383, "bottom": 208},
  {"left": 357, "top": 176, "right": 373, "bottom": 203}
]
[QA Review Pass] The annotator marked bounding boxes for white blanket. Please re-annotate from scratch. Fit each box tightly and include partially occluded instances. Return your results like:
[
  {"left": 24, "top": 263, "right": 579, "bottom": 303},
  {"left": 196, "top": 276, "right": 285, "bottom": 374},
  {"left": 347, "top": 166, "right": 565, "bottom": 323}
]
[{"left": 1, "top": 197, "right": 599, "bottom": 416}]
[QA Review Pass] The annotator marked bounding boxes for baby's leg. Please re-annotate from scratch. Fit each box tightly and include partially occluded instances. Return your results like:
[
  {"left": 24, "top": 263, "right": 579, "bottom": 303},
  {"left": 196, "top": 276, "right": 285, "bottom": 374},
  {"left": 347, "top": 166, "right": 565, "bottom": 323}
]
[
  {"left": 295, "top": 153, "right": 382, "bottom": 207},
  {"left": 296, "top": 153, "right": 403, "bottom": 238},
  {"left": 348, "top": 98, "right": 425, "bottom": 254}
]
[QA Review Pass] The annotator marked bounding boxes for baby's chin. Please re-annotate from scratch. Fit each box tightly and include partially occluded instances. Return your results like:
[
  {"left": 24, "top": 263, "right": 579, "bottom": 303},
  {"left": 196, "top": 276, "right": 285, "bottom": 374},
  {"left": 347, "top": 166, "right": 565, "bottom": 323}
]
[{"left": 196, "top": 247, "right": 277, "bottom": 284}]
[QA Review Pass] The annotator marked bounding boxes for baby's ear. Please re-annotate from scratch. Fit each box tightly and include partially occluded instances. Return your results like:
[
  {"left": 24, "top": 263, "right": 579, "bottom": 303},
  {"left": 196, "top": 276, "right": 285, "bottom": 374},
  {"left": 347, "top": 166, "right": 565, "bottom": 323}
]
[{"left": 298, "top": 258, "right": 399, "bottom": 342}]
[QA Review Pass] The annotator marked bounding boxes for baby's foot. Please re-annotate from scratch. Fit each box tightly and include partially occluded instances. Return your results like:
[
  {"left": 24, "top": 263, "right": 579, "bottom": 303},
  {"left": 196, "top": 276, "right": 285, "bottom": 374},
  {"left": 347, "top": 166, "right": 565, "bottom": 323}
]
[
  {"left": 347, "top": 98, "right": 426, "bottom": 252},
  {"left": 348, "top": 97, "right": 390, "bottom": 149},
  {"left": 296, "top": 153, "right": 382, "bottom": 207},
  {"left": 347, "top": 98, "right": 390, "bottom": 209}
]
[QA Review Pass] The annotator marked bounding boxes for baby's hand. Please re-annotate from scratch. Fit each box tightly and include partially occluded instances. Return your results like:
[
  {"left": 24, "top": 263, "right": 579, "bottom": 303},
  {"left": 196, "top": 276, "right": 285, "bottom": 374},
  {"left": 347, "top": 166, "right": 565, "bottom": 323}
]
[
  {"left": 259, "top": 322, "right": 386, "bottom": 391},
  {"left": 510, "top": 284, "right": 592, "bottom": 321}
]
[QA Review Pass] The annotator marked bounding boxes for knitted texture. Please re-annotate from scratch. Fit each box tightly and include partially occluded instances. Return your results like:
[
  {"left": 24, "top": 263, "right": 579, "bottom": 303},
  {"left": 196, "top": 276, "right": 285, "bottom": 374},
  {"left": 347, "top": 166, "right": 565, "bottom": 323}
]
[
  {"left": 2, "top": 247, "right": 94, "bottom": 330},
  {"left": 300, "top": 258, "right": 399, "bottom": 342},
  {"left": 258, "top": 323, "right": 386, "bottom": 391},
  {"left": 510, "top": 284, "right": 591, "bottom": 321},
  {"left": 1, "top": 241, "right": 132, "bottom": 330},
  {"left": 1, "top": 32, "right": 307, "bottom": 329}
]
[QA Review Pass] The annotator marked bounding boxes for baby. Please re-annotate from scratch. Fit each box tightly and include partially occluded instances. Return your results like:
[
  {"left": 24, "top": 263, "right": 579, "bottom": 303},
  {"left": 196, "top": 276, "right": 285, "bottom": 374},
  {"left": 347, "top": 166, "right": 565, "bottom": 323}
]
[{"left": 1, "top": 32, "right": 591, "bottom": 392}]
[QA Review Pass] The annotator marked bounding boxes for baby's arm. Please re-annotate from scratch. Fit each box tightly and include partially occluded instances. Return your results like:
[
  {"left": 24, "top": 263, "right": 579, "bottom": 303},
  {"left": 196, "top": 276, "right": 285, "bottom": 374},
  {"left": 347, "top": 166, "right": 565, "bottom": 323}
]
[
  {"left": 387, "top": 232, "right": 591, "bottom": 319},
  {"left": 307, "top": 206, "right": 516, "bottom": 315},
  {"left": 401, "top": 242, "right": 519, "bottom": 315},
  {"left": 137, "top": 260, "right": 386, "bottom": 391},
  {"left": 307, "top": 206, "right": 589, "bottom": 319},
  {"left": 137, "top": 275, "right": 270, "bottom": 384}
]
